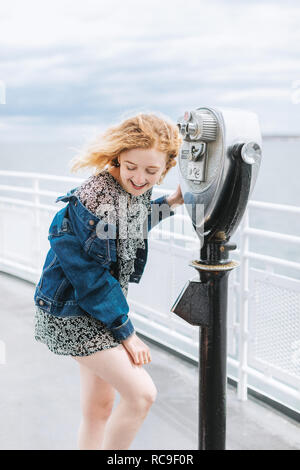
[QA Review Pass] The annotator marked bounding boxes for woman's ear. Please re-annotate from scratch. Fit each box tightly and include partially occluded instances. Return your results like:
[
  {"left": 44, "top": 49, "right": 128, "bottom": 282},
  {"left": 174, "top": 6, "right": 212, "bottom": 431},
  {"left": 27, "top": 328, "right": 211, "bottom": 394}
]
[{"left": 113, "top": 156, "right": 120, "bottom": 167}]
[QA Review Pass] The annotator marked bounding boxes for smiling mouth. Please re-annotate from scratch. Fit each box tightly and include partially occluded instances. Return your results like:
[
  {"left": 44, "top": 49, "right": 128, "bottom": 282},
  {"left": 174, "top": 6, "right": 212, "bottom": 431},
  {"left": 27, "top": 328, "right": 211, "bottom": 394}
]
[{"left": 130, "top": 180, "right": 147, "bottom": 189}]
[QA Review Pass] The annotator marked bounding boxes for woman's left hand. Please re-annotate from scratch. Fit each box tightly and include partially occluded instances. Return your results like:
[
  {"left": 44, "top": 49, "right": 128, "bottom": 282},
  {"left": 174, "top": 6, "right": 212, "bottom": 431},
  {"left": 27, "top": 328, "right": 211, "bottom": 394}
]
[{"left": 166, "top": 184, "right": 184, "bottom": 209}]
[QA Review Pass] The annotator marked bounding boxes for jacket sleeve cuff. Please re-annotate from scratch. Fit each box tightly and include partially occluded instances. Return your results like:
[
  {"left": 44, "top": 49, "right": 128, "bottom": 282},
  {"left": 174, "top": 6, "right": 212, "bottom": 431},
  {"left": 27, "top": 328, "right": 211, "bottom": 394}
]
[{"left": 110, "top": 316, "right": 135, "bottom": 341}]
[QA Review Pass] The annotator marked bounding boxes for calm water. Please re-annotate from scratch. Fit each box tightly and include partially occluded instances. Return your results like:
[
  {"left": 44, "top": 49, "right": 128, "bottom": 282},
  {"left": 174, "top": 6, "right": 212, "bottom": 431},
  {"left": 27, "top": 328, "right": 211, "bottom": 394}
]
[
  {"left": 1, "top": 138, "right": 299, "bottom": 205},
  {"left": 1, "top": 138, "right": 300, "bottom": 276}
]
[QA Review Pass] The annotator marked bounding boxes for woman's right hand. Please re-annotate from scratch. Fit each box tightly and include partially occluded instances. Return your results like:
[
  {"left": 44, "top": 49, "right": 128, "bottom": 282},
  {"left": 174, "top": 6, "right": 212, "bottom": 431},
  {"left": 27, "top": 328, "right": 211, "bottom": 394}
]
[{"left": 121, "top": 332, "right": 151, "bottom": 366}]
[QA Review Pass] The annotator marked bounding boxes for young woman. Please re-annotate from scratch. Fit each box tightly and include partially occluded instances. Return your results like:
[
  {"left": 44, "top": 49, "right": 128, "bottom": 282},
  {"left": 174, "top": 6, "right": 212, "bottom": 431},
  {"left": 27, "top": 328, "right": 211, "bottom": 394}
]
[{"left": 34, "top": 113, "right": 184, "bottom": 450}]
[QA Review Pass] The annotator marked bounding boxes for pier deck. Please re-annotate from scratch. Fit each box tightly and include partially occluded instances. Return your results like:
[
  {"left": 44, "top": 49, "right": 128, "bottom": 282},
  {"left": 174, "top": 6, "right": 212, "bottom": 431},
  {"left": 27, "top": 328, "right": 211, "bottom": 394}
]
[{"left": 0, "top": 272, "right": 299, "bottom": 450}]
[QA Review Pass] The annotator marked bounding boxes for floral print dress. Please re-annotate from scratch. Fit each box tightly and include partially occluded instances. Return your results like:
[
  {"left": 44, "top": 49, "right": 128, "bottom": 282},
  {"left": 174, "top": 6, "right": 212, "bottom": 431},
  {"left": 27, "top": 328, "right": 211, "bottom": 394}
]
[{"left": 34, "top": 168, "right": 153, "bottom": 356}]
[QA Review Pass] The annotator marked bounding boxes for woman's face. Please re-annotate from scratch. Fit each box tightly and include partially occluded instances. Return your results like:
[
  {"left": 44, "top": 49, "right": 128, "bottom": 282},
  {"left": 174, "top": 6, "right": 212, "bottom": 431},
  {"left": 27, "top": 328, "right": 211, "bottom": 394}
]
[{"left": 115, "top": 148, "right": 167, "bottom": 195}]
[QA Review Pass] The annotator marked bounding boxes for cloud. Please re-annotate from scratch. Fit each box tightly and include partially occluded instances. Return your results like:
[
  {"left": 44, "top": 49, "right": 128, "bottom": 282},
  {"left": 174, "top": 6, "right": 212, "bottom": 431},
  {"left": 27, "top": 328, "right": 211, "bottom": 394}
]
[
  {"left": 0, "top": 0, "right": 300, "bottom": 139},
  {"left": 218, "top": 88, "right": 291, "bottom": 102}
]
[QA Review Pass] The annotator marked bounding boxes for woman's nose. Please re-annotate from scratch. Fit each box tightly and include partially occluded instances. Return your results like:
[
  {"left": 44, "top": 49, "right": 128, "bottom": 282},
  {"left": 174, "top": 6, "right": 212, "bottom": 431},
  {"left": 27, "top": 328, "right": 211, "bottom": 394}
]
[{"left": 134, "top": 173, "right": 147, "bottom": 184}]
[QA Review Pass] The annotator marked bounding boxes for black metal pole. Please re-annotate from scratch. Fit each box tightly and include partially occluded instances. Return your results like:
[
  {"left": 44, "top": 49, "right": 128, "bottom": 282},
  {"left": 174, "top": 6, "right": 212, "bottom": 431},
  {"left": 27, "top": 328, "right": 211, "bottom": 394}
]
[
  {"left": 197, "top": 269, "right": 230, "bottom": 450},
  {"left": 171, "top": 241, "right": 238, "bottom": 450}
]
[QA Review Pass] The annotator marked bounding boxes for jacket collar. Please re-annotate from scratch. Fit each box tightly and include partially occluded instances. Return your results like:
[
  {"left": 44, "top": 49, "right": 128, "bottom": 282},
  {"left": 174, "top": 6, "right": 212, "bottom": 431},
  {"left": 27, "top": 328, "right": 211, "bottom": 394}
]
[{"left": 56, "top": 187, "right": 116, "bottom": 235}]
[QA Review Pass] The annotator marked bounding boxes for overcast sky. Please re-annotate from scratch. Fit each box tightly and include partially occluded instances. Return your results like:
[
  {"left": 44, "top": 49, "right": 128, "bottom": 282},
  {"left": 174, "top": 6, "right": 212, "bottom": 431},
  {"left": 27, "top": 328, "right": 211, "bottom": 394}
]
[{"left": 0, "top": 0, "right": 300, "bottom": 142}]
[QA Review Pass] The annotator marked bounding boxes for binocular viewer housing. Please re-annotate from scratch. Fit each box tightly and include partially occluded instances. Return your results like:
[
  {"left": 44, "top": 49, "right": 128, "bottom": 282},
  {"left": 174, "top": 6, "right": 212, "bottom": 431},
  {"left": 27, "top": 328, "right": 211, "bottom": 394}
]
[
  {"left": 177, "top": 106, "right": 262, "bottom": 247},
  {"left": 172, "top": 107, "right": 262, "bottom": 450}
]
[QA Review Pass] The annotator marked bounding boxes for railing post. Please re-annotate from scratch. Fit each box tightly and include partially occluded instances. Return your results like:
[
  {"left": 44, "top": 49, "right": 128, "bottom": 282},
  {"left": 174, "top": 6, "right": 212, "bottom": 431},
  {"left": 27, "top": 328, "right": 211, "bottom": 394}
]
[
  {"left": 33, "top": 177, "right": 42, "bottom": 274},
  {"left": 0, "top": 340, "right": 6, "bottom": 365},
  {"left": 237, "top": 208, "right": 249, "bottom": 401},
  {"left": 0, "top": 198, "right": 3, "bottom": 271}
]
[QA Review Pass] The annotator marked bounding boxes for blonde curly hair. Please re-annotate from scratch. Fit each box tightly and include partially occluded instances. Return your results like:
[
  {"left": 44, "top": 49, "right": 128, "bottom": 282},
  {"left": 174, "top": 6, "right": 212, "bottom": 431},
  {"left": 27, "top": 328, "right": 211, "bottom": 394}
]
[{"left": 69, "top": 112, "right": 182, "bottom": 184}]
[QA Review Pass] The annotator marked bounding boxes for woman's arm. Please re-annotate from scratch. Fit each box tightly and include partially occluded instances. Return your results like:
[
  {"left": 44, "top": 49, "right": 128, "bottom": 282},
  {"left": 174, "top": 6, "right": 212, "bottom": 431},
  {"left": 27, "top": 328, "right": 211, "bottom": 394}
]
[
  {"left": 148, "top": 184, "right": 184, "bottom": 232},
  {"left": 166, "top": 184, "right": 184, "bottom": 210},
  {"left": 48, "top": 210, "right": 134, "bottom": 341}
]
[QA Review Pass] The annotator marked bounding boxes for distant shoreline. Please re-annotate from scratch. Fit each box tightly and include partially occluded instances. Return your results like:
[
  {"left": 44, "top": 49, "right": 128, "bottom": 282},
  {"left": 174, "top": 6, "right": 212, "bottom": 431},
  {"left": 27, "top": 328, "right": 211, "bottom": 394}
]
[{"left": 262, "top": 134, "right": 300, "bottom": 140}]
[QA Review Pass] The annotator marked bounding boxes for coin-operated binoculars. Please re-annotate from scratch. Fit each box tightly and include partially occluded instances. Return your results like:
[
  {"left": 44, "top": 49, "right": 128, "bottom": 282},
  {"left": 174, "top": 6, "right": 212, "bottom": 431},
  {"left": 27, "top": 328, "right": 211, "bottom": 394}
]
[{"left": 171, "top": 106, "right": 262, "bottom": 450}]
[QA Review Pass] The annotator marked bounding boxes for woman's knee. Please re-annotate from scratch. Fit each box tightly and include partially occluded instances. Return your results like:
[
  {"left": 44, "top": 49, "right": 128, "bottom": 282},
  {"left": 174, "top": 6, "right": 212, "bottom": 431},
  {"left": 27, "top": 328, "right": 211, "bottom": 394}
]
[
  {"left": 126, "top": 382, "right": 158, "bottom": 414},
  {"left": 146, "top": 383, "right": 158, "bottom": 404},
  {"left": 74, "top": 346, "right": 158, "bottom": 414},
  {"left": 138, "top": 388, "right": 157, "bottom": 412}
]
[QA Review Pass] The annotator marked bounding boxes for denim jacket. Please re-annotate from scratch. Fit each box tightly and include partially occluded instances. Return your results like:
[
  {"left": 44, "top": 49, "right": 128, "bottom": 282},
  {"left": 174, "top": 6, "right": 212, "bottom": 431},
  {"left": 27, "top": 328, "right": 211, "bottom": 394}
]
[{"left": 34, "top": 186, "right": 175, "bottom": 341}]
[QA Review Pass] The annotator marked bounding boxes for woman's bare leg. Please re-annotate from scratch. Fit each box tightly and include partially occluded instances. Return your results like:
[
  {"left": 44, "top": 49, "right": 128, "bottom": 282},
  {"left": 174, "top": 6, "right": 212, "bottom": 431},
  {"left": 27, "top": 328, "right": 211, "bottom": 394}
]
[
  {"left": 77, "top": 363, "right": 116, "bottom": 450},
  {"left": 72, "top": 343, "right": 157, "bottom": 450}
]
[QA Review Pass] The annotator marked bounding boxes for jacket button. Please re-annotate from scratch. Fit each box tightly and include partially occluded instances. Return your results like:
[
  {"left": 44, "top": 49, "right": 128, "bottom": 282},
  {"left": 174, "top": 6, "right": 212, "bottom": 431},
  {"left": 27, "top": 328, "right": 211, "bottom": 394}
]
[
  {"left": 39, "top": 300, "right": 44, "bottom": 306},
  {"left": 74, "top": 201, "right": 78, "bottom": 206},
  {"left": 89, "top": 220, "right": 95, "bottom": 226}
]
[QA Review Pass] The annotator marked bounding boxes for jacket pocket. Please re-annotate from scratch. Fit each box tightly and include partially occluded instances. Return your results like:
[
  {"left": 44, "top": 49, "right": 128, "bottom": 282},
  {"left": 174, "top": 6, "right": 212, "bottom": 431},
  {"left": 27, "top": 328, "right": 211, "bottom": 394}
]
[
  {"left": 84, "top": 231, "right": 117, "bottom": 265},
  {"left": 84, "top": 233, "right": 112, "bottom": 265}
]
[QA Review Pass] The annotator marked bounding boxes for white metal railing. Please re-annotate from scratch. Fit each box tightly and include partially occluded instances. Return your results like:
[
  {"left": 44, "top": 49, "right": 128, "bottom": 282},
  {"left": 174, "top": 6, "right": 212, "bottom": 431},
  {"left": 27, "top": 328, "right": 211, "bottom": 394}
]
[
  {"left": 0, "top": 170, "right": 299, "bottom": 414},
  {"left": 234, "top": 200, "right": 300, "bottom": 410}
]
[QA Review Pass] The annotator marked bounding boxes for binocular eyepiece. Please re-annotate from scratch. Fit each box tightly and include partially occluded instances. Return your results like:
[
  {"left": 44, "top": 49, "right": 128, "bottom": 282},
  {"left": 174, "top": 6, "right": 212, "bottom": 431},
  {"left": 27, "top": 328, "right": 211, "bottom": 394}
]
[{"left": 177, "top": 106, "right": 262, "bottom": 249}]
